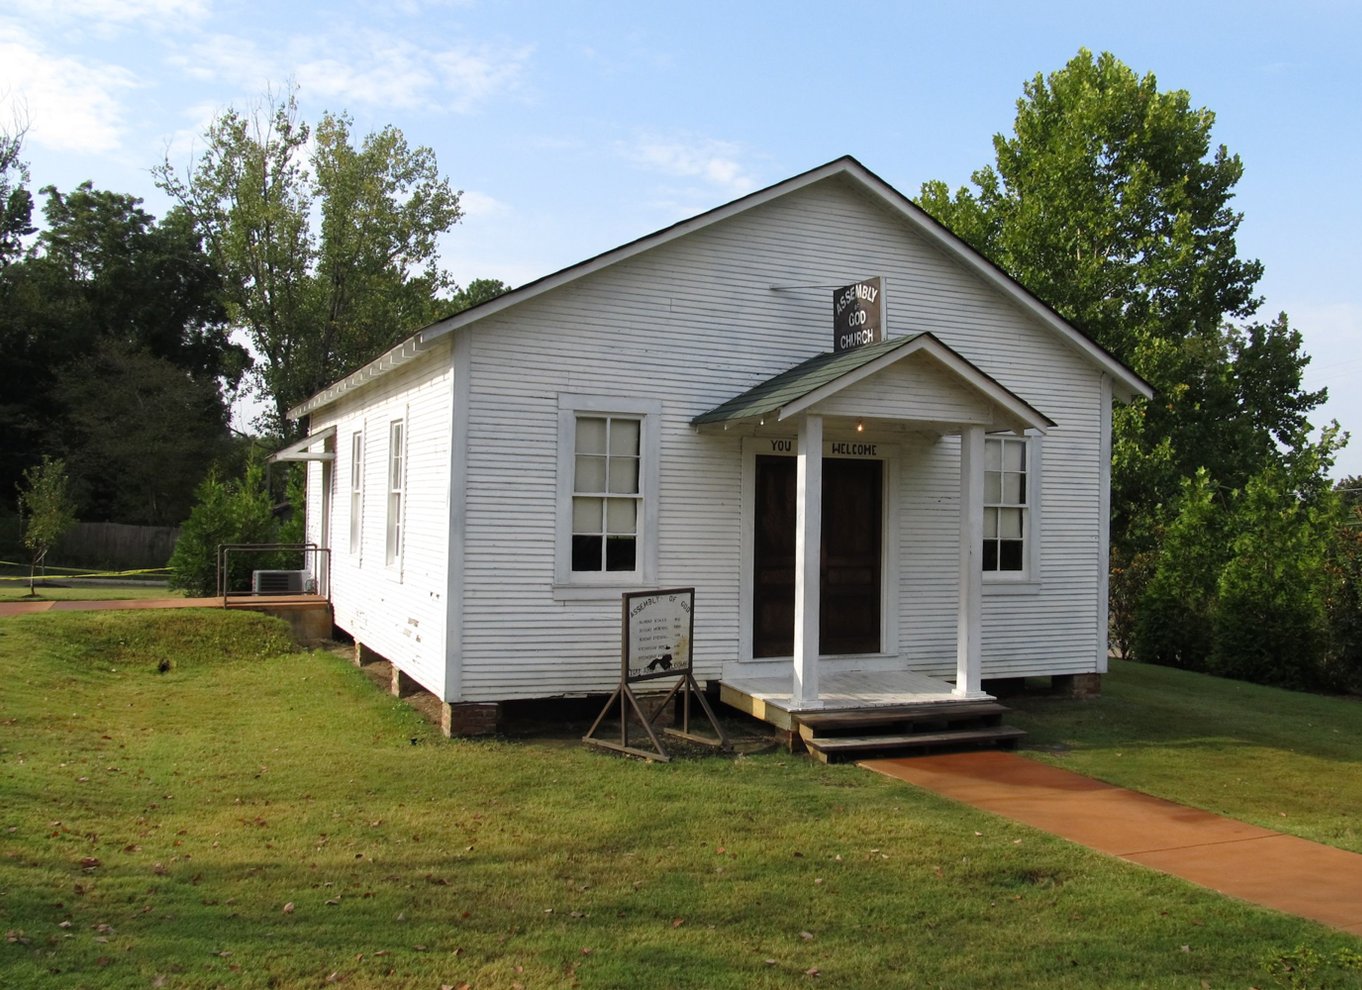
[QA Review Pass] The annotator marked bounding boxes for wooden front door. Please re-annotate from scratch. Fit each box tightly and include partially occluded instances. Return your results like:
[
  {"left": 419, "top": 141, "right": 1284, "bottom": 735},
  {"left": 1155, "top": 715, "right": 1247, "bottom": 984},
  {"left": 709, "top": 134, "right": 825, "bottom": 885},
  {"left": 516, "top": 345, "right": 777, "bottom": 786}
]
[{"left": 752, "top": 455, "right": 883, "bottom": 658}]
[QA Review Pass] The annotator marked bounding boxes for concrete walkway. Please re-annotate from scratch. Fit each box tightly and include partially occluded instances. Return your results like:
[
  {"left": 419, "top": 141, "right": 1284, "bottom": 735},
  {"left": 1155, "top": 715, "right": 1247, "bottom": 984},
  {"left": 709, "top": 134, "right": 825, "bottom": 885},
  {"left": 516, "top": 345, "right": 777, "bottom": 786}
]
[{"left": 864, "top": 751, "right": 1362, "bottom": 936}]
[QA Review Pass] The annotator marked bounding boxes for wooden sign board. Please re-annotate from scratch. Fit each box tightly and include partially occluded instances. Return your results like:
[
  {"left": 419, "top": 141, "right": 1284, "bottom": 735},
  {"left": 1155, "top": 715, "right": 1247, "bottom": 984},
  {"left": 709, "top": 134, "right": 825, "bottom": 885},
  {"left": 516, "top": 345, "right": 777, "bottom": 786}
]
[
  {"left": 624, "top": 588, "right": 693, "bottom": 681},
  {"left": 582, "top": 587, "right": 729, "bottom": 761},
  {"left": 832, "top": 276, "right": 885, "bottom": 353}
]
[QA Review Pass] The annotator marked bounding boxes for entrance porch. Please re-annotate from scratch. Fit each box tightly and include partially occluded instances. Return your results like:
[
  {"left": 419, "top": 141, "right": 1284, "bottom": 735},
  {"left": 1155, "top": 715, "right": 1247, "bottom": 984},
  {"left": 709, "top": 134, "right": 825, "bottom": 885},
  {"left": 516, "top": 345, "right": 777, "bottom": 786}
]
[
  {"left": 718, "top": 668, "right": 1026, "bottom": 762},
  {"left": 693, "top": 333, "right": 1054, "bottom": 723},
  {"left": 719, "top": 667, "right": 959, "bottom": 729}
]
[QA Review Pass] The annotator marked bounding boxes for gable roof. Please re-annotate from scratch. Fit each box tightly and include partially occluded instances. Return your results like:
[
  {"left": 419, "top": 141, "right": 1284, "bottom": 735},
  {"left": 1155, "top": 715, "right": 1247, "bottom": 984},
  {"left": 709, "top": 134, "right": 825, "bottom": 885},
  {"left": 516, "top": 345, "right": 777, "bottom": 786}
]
[
  {"left": 691, "top": 332, "right": 1053, "bottom": 433},
  {"left": 289, "top": 156, "right": 1152, "bottom": 420}
]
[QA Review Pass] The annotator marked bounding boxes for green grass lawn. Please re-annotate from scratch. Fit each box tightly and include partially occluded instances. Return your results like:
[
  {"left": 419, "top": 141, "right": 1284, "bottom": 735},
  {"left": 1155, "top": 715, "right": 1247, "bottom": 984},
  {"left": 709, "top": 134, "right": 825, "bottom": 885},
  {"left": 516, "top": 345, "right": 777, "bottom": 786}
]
[
  {"left": 1007, "top": 660, "right": 1362, "bottom": 854},
  {"left": 2, "top": 612, "right": 1360, "bottom": 989},
  {"left": 0, "top": 583, "right": 182, "bottom": 603}
]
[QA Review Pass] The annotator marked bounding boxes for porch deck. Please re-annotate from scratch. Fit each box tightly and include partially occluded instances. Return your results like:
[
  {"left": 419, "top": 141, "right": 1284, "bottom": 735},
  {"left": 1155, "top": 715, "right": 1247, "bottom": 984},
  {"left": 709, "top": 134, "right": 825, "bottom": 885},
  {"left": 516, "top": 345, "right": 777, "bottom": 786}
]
[{"left": 719, "top": 668, "right": 966, "bottom": 732}]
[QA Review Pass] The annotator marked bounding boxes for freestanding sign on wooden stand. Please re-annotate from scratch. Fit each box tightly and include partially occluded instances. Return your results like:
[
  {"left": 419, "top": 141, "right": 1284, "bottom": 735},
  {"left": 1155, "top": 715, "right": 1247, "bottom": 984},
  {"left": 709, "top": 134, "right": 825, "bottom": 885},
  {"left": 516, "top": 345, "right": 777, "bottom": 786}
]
[{"left": 583, "top": 588, "right": 730, "bottom": 761}]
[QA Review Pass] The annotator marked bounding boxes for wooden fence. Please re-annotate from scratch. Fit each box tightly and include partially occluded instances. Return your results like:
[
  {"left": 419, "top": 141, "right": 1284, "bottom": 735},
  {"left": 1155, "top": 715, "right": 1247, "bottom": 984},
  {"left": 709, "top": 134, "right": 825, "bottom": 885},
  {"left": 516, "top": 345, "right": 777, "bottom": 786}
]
[{"left": 52, "top": 522, "right": 181, "bottom": 570}]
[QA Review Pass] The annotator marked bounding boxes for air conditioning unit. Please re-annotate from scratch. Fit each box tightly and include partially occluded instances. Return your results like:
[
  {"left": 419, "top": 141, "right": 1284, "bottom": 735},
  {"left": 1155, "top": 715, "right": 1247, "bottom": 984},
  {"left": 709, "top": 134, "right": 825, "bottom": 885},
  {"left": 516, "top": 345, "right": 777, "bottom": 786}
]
[{"left": 251, "top": 569, "right": 314, "bottom": 595}]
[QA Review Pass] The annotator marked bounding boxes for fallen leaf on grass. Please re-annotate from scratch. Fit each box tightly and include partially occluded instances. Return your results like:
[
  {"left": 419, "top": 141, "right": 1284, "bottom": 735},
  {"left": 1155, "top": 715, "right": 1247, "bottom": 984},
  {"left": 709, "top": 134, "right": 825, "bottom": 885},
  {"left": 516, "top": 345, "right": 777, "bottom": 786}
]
[
  {"left": 282, "top": 902, "right": 295, "bottom": 914},
  {"left": 805, "top": 967, "right": 820, "bottom": 977},
  {"left": 78, "top": 857, "right": 101, "bottom": 870},
  {"left": 798, "top": 931, "right": 814, "bottom": 941},
  {"left": 671, "top": 918, "right": 684, "bottom": 928}
]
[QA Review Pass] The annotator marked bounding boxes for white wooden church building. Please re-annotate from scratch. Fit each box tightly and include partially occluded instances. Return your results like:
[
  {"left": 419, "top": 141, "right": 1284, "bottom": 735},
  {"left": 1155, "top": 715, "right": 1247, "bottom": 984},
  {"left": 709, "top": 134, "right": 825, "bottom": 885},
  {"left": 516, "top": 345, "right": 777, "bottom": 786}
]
[{"left": 280, "top": 157, "right": 1150, "bottom": 735}]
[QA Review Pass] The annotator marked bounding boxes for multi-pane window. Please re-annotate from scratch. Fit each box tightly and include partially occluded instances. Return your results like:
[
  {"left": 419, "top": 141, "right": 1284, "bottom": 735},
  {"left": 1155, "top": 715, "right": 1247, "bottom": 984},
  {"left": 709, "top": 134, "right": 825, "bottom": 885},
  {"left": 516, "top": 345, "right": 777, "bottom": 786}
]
[
  {"left": 349, "top": 431, "right": 363, "bottom": 554},
  {"left": 571, "top": 416, "right": 641, "bottom": 572},
  {"left": 385, "top": 420, "right": 404, "bottom": 566},
  {"left": 983, "top": 436, "right": 1027, "bottom": 572}
]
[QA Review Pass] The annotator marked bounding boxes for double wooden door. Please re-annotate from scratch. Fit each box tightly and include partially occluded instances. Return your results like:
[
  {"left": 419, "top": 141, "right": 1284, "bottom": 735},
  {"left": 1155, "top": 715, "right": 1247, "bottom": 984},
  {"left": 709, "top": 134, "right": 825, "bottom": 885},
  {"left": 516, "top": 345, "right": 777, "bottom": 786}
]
[{"left": 752, "top": 455, "right": 883, "bottom": 658}]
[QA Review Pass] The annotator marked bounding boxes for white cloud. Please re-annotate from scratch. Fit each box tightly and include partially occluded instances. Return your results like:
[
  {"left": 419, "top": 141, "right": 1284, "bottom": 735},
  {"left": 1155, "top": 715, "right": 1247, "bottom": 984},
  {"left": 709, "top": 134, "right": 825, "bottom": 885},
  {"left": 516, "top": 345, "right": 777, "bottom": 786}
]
[
  {"left": 168, "top": 30, "right": 530, "bottom": 115},
  {"left": 7, "top": 0, "right": 209, "bottom": 38},
  {"left": 166, "top": 33, "right": 276, "bottom": 87},
  {"left": 622, "top": 134, "right": 760, "bottom": 197},
  {"left": 359, "top": 0, "right": 475, "bottom": 17},
  {"left": 0, "top": 24, "right": 139, "bottom": 154},
  {"left": 457, "top": 190, "right": 510, "bottom": 219},
  {"left": 428, "top": 42, "right": 532, "bottom": 113}
]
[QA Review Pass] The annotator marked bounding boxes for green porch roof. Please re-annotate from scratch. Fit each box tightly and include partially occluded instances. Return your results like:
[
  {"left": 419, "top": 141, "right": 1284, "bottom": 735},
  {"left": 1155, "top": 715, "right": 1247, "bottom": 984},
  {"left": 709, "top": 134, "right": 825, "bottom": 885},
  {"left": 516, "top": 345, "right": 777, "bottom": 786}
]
[{"left": 691, "top": 334, "right": 925, "bottom": 427}]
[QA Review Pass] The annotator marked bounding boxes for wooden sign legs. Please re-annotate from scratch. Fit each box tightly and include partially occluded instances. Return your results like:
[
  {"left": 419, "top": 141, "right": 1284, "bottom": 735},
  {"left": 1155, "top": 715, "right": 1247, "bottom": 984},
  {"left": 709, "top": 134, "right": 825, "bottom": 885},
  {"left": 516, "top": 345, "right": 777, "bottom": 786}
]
[{"left": 583, "top": 668, "right": 731, "bottom": 762}]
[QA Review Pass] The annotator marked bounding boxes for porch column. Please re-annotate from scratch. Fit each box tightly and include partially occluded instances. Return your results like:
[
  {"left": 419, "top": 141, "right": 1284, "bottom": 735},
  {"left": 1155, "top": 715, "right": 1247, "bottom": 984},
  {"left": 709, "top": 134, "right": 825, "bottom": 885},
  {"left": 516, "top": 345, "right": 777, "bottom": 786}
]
[
  {"left": 955, "top": 425, "right": 985, "bottom": 698},
  {"left": 792, "top": 414, "right": 823, "bottom": 708}
]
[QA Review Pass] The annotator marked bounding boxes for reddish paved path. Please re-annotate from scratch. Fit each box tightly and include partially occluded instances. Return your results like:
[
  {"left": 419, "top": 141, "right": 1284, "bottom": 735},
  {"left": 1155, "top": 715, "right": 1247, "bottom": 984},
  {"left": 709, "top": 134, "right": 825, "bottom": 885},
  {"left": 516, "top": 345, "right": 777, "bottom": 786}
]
[
  {"left": 864, "top": 751, "right": 1362, "bottom": 936},
  {"left": 0, "top": 597, "right": 221, "bottom": 616}
]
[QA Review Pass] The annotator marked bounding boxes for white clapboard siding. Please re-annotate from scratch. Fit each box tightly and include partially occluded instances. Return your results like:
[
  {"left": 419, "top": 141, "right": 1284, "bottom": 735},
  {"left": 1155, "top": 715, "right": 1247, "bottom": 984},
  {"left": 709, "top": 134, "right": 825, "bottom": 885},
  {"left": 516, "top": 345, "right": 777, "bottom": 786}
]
[
  {"left": 309, "top": 339, "right": 453, "bottom": 697},
  {"left": 303, "top": 169, "right": 1122, "bottom": 703},
  {"left": 812, "top": 353, "right": 996, "bottom": 425},
  {"left": 449, "top": 175, "right": 1109, "bottom": 700}
]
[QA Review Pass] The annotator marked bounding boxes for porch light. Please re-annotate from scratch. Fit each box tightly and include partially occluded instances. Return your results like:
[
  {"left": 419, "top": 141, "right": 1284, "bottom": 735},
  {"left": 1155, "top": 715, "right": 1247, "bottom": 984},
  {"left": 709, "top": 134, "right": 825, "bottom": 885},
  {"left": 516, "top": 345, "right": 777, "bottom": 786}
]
[{"left": 856, "top": 419, "right": 864, "bottom": 432}]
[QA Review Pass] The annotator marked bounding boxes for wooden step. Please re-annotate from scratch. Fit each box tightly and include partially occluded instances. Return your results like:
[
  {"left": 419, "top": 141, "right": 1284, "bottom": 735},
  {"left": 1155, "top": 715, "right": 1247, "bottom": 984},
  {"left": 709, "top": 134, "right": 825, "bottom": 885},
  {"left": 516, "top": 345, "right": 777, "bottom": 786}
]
[
  {"left": 797, "top": 701, "right": 1011, "bottom": 738},
  {"left": 805, "top": 725, "right": 1027, "bottom": 764}
]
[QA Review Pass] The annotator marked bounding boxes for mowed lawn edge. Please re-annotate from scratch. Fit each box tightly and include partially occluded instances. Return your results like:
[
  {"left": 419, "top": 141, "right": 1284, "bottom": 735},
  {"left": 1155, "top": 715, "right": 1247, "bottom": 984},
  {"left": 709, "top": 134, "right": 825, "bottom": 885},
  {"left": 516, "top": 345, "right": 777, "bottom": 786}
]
[
  {"left": 1008, "top": 658, "right": 1362, "bottom": 855},
  {"left": 1, "top": 610, "right": 1358, "bottom": 990}
]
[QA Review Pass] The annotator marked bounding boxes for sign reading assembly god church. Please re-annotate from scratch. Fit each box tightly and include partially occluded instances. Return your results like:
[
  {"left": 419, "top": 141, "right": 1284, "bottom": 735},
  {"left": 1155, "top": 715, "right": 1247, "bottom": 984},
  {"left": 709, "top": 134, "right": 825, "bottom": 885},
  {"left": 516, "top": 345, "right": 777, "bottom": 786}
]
[
  {"left": 833, "top": 276, "right": 885, "bottom": 353},
  {"left": 623, "top": 588, "right": 694, "bottom": 682}
]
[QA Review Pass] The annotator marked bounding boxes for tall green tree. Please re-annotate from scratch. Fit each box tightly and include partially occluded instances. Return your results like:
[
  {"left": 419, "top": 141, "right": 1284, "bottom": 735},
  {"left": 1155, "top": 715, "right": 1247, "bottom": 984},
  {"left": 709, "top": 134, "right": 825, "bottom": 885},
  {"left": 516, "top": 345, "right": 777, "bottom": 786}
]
[
  {"left": 919, "top": 50, "right": 1342, "bottom": 686},
  {"left": 918, "top": 49, "right": 1327, "bottom": 554},
  {"left": 450, "top": 277, "right": 510, "bottom": 313},
  {"left": 54, "top": 343, "right": 232, "bottom": 525},
  {"left": 0, "top": 181, "right": 241, "bottom": 515},
  {"left": 0, "top": 120, "right": 34, "bottom": 268},
  {"left": 155, "top": 91, "right": 465, "bottom": 434},
  {"left": 918, "top": 49, "right": 1263, "bottom": 362}
]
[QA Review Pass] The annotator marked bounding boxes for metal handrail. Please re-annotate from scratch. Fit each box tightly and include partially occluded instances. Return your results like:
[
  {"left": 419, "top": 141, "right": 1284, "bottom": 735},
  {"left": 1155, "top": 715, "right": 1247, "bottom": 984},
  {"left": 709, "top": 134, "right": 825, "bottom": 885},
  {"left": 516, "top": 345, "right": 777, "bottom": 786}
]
[{"left": 216, "top": 543, "right": 331, "bottom": 602}]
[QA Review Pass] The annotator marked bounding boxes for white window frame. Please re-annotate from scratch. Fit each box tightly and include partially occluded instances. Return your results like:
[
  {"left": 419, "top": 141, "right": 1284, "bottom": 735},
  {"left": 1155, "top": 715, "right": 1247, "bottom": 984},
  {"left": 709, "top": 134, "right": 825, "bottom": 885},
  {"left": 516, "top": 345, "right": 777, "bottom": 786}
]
[
  {"left": 554, "top": 395, "right": 661, "bottom": 599},
  {"left": 982, "top": 432, "right": 1042, "bottom": 590},
  {"left": 349, "top": 430, "right": 364, "bottom": 556},
  {"left": 385, "top": 419, "right": 405, "bottom": 568}
]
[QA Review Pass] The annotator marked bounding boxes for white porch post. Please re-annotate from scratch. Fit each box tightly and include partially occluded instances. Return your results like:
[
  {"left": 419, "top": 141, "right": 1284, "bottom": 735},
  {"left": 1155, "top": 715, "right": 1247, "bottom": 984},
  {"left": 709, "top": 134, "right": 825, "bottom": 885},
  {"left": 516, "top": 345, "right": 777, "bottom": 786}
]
[
  {"left": 956, "top": 425, "right": 985, "bottom": 698},
  {"left": 793, "top": 414, "right": 823, "bottom": 709}
]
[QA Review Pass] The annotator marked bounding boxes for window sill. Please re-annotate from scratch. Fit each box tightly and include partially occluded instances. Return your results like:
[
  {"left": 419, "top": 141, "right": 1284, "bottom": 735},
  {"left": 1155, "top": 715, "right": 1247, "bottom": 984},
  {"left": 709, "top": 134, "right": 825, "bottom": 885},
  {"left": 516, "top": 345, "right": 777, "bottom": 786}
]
[
  {"left": 552, "top": 581, "right": 644, "bottom": 602},
  {"left": 983, "top": 578, "right": 1041, "bottom": 596}
]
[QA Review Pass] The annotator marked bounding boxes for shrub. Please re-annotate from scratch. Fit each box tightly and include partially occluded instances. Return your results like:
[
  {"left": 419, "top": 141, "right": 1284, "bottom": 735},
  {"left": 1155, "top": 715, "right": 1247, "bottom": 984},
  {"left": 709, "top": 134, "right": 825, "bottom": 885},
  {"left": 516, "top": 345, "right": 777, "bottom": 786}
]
[
  {"left": 1206, "top": 437, "right": 1339, "bottom": 690},
  {"left": 1133, "top": 470, "right": 1223, "bottom": 670},
  {"left": 168, "top": 452, "right": 299, "bottom": 597}
]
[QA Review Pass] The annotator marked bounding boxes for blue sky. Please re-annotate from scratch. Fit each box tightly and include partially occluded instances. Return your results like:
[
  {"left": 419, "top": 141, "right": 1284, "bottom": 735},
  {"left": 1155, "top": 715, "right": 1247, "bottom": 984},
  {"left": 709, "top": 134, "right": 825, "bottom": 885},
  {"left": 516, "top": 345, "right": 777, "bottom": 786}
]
[{"left": 4, "top": 0, "right": 1360, "bottom": 474}]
